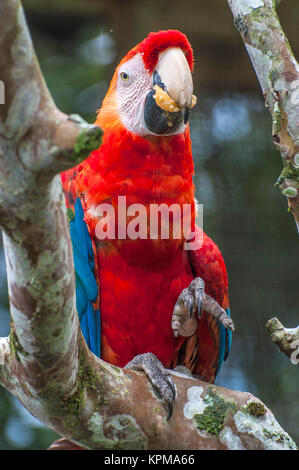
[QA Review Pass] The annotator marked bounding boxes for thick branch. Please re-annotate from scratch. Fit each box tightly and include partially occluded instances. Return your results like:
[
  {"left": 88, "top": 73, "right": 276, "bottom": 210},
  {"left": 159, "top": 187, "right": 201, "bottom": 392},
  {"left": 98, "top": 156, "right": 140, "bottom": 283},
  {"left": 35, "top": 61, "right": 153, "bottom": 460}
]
[
  {"left": 0, "top": 0, "right": 101, "bottom": 394},
  {"left": 227, "top": 0, "right": 299, "bottom": 230},
  {"left": 0, "top": 0, "right": 101, "bottom": 409},
  {"left": 0, "top": 0, "right": 297, "bottom": 450},
  {"left": 1, "top": 335, "right": 297, "bottom": 450}
]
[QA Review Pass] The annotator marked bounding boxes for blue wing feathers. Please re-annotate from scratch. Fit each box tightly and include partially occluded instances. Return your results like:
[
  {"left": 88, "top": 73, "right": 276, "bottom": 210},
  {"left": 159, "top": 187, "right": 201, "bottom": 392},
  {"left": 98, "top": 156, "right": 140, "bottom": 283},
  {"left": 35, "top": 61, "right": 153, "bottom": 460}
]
[
  {"left": 69, "top": 198, "right": 101, "bottom": 357},
  {"left": 87, "top": 303, "right": 100, "bottom": 357},
  {"left": 215, "top": 307, "right": 232, "bottom": 378},
  {"left": 70, "top": 201, "right": 98, "bottom": 301},
  {"left": 75, "top": 276, "right": 88, "bottom": 320},
  {"left": 224, "top": 306, "right": 232, "bottom": 361}
]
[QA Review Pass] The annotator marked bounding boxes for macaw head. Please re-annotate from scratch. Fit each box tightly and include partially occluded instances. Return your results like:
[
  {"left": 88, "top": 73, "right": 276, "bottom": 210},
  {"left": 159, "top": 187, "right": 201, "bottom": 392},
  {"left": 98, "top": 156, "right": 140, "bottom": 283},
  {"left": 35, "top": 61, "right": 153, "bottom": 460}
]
[{"left": 96, "top": 30, "right": 196, "bottom": 137}]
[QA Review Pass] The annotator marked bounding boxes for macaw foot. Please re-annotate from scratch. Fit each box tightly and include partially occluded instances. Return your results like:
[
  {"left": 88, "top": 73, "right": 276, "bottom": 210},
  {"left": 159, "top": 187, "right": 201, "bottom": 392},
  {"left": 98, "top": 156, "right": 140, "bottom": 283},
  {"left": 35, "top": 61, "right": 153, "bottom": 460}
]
[
  {"left": 124, "top": 352, "right": 176, "bottom": 420},
  {"left": 171, "top": 277, "right": 235, "bottom": 338}
]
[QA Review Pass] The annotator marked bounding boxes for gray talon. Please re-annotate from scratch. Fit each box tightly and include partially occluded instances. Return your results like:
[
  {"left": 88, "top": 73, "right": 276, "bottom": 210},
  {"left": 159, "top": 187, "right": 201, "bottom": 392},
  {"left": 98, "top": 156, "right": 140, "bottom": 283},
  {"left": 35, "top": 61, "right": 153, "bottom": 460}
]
[
  {"left": 187, "top": 298, "right": 193, "bottom": 317},
  {"left": 197, "top": 294, "right": 203, "bottom": 319},
  {"left": 124, "top": 352, "right": 176, "bottom": 420},
  {"left": 171, "top": 277, "right": 235, "bottom": 337},
  {"left": 167, "top": 400, "right": 173, "bottom": 421}
]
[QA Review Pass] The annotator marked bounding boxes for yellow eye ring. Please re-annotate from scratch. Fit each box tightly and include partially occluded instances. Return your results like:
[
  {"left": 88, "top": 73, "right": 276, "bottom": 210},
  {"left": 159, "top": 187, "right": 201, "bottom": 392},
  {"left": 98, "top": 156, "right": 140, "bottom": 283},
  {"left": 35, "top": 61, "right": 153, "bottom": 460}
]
[{"left": 120, "top": 72, "right": 130, "bottom": 82}]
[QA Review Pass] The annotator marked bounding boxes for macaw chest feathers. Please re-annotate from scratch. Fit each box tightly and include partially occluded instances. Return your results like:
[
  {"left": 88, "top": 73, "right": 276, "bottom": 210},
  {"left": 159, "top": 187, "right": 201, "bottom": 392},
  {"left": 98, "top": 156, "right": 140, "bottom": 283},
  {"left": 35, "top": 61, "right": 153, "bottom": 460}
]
[
  {"left": 80, "top": 128, "right": 195, "bottom": 263},
  {"left": 93, "top": 170, "right": 195, "bottom": 264}
]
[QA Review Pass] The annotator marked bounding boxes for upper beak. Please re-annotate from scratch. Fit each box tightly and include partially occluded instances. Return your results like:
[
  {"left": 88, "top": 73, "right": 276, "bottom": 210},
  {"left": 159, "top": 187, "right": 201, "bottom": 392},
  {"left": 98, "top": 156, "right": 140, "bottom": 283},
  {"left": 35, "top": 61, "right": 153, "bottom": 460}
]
[
  {"left": 143, "top": 47, "right": 197, "bottom": 135},
  {"left": 155, "top": 47, "right": 195, "bottom": 110}
]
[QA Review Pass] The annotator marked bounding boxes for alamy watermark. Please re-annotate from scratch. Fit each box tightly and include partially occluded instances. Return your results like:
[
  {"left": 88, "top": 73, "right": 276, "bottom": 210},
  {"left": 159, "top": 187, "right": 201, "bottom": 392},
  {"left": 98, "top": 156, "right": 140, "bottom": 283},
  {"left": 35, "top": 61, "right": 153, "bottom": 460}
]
[{"left": 93, "top": 196, "right": 203, "bottom": 250}]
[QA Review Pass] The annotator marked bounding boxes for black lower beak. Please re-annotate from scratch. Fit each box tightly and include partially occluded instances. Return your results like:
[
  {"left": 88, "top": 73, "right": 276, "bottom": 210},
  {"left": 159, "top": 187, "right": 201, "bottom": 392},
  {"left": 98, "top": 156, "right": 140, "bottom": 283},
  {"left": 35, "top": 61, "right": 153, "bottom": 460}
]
[
  {"left": 144, "top": 90, "right": 183, "bottom": 135},
  {"left": 183, "top": 108, "right": 189, "bottom": 124}
]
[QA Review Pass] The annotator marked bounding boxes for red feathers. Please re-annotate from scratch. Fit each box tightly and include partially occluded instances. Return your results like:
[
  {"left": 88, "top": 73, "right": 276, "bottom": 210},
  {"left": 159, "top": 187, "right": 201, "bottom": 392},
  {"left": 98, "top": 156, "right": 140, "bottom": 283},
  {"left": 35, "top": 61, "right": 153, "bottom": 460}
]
[
  {"left": 61, "top": 30, "right": 230, "bottom": 381},
  {"left": 125, "top": 30, "right": 194, "bottom": 73},
  {"left": 75, "top": 126, "right": 195, "bottom": 239}
]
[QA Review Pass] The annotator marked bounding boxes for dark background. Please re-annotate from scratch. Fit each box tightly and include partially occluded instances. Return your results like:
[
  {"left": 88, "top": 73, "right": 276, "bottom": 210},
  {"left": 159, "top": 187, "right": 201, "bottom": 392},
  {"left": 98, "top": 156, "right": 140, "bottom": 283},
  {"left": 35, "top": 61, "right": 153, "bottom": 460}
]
[{"left": 0, "top": 0, "right": 298, "bottom": 449}]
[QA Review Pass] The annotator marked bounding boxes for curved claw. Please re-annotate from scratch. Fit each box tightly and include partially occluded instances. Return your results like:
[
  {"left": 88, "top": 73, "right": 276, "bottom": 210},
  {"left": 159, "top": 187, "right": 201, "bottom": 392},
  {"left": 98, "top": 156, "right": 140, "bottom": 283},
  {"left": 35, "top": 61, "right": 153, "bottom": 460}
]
[
  {"left": 124, "top": 352, "right": 176, "bottom": 420},
  {"left": 171, "top": 276, "right": 235, "bottom": 337},
  {"left": 196, "top": 294, "right": 203, "bottom": 319},
  {"left": 187, "top": 297, "right": 193, "bottom": 317},
  {"left": 192, "top": 278, "right": 205, "bottom": 319},
  {"left": 166, "top": 399, "right": 173, "bottom": 421}
]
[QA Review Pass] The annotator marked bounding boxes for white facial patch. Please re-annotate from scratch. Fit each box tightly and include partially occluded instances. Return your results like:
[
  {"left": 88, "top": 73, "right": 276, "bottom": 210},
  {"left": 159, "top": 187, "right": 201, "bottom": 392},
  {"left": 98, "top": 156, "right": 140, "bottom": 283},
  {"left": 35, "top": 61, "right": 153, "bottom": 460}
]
[
  {"left": 116, "top": 52, "right": 187, "bottom": 137},
  {"left": 116, "top": 53, "right": 152, "bottom": 136}
]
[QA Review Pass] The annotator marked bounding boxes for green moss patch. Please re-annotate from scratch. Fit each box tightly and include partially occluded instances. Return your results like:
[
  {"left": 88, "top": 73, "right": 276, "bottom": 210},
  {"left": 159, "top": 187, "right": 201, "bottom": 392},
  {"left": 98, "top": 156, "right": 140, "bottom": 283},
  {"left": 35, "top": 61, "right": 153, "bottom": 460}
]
[
  {"left": 61, "top": 352, "right": 104, "bottom": 417},
  {"left": 9, "top": 329, "right": 28, "bottom": 359},
  {"left": 193, "top": 388, "right": 237, "bottom": 436},
  {"left": 277, "top": 163, "right": 299, "bottom": 187},
  {"left": 73, "top": 124, "right": 103, "bottom": 162},
  {"left": 242, "top": 401, "right": 267, "bottom": 417}
]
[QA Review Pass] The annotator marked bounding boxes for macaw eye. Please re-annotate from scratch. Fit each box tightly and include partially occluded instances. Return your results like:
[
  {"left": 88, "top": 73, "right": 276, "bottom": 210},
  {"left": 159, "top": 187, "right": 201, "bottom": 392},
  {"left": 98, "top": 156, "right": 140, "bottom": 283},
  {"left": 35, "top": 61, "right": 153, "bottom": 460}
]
[{"left": 120, "top": 72, "right": 130, "bottom": 82}]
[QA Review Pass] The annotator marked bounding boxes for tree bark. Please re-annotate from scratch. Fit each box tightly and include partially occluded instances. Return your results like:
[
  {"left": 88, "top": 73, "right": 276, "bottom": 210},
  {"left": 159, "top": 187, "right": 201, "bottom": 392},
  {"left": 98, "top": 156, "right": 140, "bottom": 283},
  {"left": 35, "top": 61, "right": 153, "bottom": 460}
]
[
  {"left": 266, "top": 318, "right": 299, "bottom": 363},
  {"left": 0, "top": 0, "right": 297, "bottom": 450},
  {"left": 227, "top": 0, "right": 299, "bottom": 367},
  {"left": 227, "top": 0, "right": 299, "bottom": 230}
]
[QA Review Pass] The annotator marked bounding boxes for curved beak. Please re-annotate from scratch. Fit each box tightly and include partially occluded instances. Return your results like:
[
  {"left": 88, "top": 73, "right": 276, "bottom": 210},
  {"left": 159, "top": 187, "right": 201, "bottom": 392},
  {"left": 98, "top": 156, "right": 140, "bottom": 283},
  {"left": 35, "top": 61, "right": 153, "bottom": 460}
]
[
  {"left": 155, "top": 47, "right": 194, "bottom": 109},
  {"left": 144, "top": 47, "right": 197, "bottom": 135}
]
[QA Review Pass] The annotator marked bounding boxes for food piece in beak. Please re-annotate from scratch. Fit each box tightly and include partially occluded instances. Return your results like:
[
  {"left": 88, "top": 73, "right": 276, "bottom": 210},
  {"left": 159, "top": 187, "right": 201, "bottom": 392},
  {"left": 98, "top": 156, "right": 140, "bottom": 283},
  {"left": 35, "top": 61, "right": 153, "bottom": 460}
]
[
  {"left": 153, "top": 84, "right": 197, "bottom": 114},
  {"left": 153, "top": 85, "right": 181, "bottom": 113},
  {"left": 144, "top": 48, "right": 197, "bottom": 135}
]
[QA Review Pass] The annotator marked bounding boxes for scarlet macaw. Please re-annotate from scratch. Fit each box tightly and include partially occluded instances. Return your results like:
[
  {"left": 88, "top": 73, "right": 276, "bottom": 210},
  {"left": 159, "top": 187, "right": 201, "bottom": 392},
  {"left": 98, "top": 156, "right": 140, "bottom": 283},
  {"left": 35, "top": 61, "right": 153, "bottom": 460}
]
[{"left": 61, "top": 30, "right": 233, "bottom": 417}]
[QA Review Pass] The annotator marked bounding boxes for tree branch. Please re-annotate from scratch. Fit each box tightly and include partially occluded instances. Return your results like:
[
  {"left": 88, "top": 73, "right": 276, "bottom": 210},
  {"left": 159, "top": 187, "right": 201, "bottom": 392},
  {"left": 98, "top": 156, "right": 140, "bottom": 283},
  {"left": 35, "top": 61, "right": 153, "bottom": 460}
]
[
  {"left": 227, "top": 0, "right": 299, "bottom": 231},
  {"left": 227, "top": 0, "right": 298, "bottom": 369},
  {"left": 267, "top": 318, "right": 299, "bottom": 362},
  {"left": 0, "top": 0, "right": 297, "bottom": 450}
]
